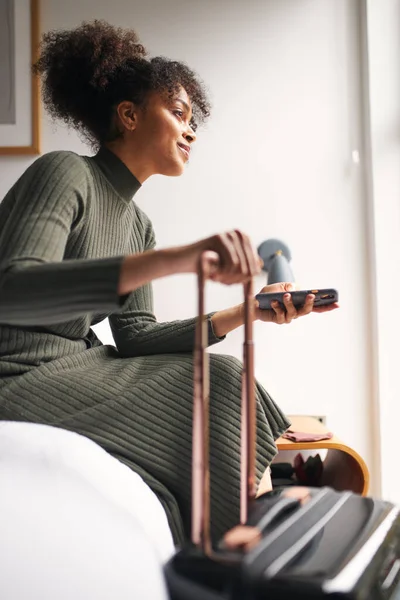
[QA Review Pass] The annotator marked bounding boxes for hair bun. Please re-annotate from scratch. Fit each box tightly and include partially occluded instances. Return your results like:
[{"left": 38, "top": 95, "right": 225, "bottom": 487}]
[{"left": 34, "top": 19, "right": 147, "bottom": 95}]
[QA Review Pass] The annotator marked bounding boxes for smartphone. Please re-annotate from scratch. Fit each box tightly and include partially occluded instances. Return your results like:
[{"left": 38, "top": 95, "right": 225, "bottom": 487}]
[{"left": 255, "top": 288, "right": 338, "bottom": 310}]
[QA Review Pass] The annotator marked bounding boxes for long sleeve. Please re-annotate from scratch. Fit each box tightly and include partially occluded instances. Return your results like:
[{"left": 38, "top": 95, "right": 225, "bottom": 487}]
[
  {"left": 0, "top": 152, "right": 123, "bottom": 326},
  {"left": 109, "top": 281, "right": 224, "bottom": 357},
  {"left": 109, "top": 222, "right": 224, "bottom": 357}
]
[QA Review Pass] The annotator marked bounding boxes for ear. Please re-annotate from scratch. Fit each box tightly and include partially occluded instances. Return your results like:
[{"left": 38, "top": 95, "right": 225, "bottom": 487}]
[{"left": 116, "top": 101, "right": 138, "bottom": 132}]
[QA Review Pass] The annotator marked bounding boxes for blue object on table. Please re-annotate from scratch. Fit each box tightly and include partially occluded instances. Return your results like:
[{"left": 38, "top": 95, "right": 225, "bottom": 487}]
[{"left": 257, "top": 239, "right": 295, "bottom": 284}]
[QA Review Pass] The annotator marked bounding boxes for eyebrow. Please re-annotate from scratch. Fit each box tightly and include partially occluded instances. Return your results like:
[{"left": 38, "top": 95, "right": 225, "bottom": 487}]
[{"left": 175, "top": 98, "right": 191, "bottom": 114}]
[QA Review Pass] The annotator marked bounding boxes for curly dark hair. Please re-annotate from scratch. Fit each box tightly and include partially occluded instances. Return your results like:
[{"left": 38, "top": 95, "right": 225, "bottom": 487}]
[{"left": 33, "top": 20, "right": 211, "bottom": 147}]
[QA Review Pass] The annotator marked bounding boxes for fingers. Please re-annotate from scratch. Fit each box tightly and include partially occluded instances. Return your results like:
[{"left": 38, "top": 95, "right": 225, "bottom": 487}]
[
  {"left": 270, "top": 300, "right": 287, "bottom": 324},
  {"left": 210, "top": 230, "right": 261, "bottom": 285},
  {"left": 212, "top": 233, "right": 239, "bottom": 281},
  {"left": 312, "top": 302, "right": 339, "bottom": 313},
  {"left": 225, "top": 231, "right": 249, "bottom": 282},
  {"left": 258, "top": 282, "right": 295, "bottom": 294},
  {"left": 282, "top": 294, "right": 298, "bottom": 321},
  {"left": 295, "top": 294, "right": 315, "bottom": 317},
  {"left": 201, "top": 250, "right": 220, "bottom": 278},
  {"left": 271, "top": 293, "right": 315, "bottom": 324},
  {"left": 235, "top": 229, "right": 260, "bottom": 277}
]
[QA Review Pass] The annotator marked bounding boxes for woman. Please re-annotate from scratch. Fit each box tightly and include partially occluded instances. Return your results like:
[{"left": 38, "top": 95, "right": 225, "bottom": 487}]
[{"left": 0, "top": 21, "right": 335, "bottom": 544}]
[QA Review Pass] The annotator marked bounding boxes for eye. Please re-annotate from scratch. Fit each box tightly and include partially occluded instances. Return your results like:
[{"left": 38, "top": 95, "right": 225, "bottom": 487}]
[{"left": 173, "top": 110, "right": 184, "bottom": 119}]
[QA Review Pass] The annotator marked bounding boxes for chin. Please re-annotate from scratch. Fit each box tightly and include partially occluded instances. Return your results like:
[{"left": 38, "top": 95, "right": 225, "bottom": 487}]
[{"left": 162, "top": 163, "right": 186, "bottom": 177}]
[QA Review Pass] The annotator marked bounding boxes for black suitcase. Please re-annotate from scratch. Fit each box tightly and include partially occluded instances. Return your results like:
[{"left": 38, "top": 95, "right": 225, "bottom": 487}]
[{"left": 165, "top": 256, "right": 400, "bottom": 600}]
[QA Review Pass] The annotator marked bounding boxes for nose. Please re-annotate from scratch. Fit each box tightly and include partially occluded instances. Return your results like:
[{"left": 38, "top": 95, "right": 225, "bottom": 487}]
[{"left": 183, "top": 123, "right": 197, "bottom": 144}]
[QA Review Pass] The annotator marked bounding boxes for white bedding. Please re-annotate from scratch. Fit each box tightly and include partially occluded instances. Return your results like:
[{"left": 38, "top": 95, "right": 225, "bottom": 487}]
[{"left": 0, "top": 421, "right": 174, "bottom": 599}]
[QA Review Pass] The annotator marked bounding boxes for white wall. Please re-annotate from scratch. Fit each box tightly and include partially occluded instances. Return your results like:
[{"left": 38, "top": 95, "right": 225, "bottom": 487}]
[
  {"left": 364, "top": 0, "right": 400, "bottom": 504},
  {"left": 0, "top": 1, "right": 378, "bottom": 490}
]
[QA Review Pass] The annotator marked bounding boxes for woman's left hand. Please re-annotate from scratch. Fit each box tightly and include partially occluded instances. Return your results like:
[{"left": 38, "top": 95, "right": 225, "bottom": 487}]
[
  {"left": 255, "top": 283, "right": 339, "bottom": 325},
  {"left": 211, "top": 282, "right": 339, "bottom": 337}
]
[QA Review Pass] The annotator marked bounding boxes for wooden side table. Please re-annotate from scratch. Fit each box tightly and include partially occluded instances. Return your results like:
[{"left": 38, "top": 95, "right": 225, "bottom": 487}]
[{"left": 275, "top": 415, "right": 370, "bottom": 496}]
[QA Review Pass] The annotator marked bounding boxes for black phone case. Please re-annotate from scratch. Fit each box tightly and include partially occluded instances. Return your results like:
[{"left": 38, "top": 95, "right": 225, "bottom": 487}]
[{"left": 255, "top": 288, "right": 338, "bottom": 310}]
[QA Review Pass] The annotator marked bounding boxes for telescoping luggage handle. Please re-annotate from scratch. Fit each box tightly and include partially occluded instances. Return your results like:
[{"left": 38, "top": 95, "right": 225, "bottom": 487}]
[{"left": 192, "top": 253, "right": 257, "bottom": 554}]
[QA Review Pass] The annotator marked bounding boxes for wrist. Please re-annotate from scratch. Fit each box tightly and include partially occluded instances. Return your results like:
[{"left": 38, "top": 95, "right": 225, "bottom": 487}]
[
  {"left": 119, "top": 247, "right": 191, "bottom": 295},
  {"left": 238, "top": 299, "right": 259, "bottom": 324},
  {"left": 158, "top": 245, "right": 196, "bottom": 275},
  {"left": 211, "top": 303, "right": 244, "bottom": 338},
  {"left": 237, "top": 302, "right": 245, "bottom": 325}
]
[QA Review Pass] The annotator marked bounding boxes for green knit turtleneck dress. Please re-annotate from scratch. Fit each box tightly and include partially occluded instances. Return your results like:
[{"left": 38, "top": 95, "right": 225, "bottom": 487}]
[{"left": 0, "top": 147, "right": 289, "bottom": 544}]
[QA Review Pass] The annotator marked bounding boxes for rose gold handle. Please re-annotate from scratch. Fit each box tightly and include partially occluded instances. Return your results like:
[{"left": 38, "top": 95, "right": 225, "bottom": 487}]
[
  {"left": 241, "top": 278, "right": 256, "bottom": 524},
  {"left": 192, "top": 254, "right": 256, "bottom": 553},
  {"left": 192, "top": 254, "right": 212, "bottom": 553}
]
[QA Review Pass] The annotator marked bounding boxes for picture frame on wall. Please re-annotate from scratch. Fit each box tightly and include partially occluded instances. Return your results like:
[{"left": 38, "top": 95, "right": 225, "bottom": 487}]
[{"left": 0, "top": 0, "right": 40, "bottom": 155}]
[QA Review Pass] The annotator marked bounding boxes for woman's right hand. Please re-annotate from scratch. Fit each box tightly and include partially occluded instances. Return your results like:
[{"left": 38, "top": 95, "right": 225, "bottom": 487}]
[
  {"left": 118, "top": 230, "right": 261, "bottom": 295},
  {"left": 182, "top": 230, "right": 262, "bottom": 284}
]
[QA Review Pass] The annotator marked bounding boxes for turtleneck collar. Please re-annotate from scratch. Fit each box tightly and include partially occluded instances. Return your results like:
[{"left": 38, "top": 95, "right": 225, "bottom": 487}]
[{"left": 91, "top": 146, "right": 141, "bottom": 202}]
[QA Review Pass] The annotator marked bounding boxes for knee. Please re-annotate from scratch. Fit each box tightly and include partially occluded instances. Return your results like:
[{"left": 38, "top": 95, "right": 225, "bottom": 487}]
[
  {"left": 209, "top": 353, "right": 242, "bottom": 375},
  {"left": 209, "top": 353, "right": 243, "bottom": 395}
]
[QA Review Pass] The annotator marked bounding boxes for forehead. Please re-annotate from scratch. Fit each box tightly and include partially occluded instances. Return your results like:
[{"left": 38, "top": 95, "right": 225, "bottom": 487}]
[
  {"left": 173, "top": 86, "right": 191, "bottom": 107},
  {"left": 149, "top": 86, "right": 192, "bottom": 111}
]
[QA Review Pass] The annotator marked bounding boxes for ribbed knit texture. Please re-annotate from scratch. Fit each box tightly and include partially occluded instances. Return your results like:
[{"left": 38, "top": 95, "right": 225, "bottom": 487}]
[{"left": 0, "top": 148, "right": 290, "bottom": 544}]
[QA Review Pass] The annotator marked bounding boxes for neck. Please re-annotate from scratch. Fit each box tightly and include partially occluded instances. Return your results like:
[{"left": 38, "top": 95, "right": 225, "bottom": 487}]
[{"left": 103, "top": 141, "right": 153, "bottom": 184}]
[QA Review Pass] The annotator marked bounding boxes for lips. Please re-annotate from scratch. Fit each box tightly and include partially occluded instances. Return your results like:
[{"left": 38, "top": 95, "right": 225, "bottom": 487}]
[{"left": 177, "top": 142, "right": 190, "bottom": 160}]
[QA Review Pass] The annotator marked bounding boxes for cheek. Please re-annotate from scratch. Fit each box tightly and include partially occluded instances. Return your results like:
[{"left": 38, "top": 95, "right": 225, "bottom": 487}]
[
  {"left": 141, "top": 112, "right": 182, "bottom": 161},
  {"left": 157, "top": 124, "right": 181, "bottom": 158}
]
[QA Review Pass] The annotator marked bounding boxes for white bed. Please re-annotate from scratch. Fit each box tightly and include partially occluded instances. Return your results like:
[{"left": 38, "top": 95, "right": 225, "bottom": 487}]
[{"left": 0, "top": 421, "right": 174, "bottom": 600}]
